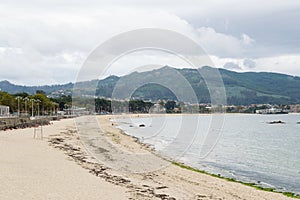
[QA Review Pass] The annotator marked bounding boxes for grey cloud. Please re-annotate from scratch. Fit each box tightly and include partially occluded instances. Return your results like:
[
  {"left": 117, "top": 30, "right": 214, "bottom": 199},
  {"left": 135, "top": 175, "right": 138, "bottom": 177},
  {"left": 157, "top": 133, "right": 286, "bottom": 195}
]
[
  {"left": 243, "top": 59, "right": 256, "bottom": 69},
  {"left": 0, "top": 0, "right": 299, "bottom": 85},
  {"left": 223, "top": 62, "right": 242, "bottom": 70},
  {"left": 183, "top": 2, "right": 300, "bottom": 58}
]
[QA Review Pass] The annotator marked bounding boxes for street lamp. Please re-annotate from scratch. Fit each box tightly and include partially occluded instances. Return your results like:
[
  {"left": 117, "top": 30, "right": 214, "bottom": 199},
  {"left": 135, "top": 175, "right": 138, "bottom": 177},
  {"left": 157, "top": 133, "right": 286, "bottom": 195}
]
[
  {"left": 53, "top": 102, "right": 58, "bottom": 116},
  {"left": 15, "top": 96, "right": 22, "bottom": 117},
  {"left": 24, "top": 97, "right": 29, "bottom": 116},
  {"left": 30, "top": 99, "right": 36, "bottom": 118},
  {"left": 36, "top": 99, "right": 41, "bottom": 118}
]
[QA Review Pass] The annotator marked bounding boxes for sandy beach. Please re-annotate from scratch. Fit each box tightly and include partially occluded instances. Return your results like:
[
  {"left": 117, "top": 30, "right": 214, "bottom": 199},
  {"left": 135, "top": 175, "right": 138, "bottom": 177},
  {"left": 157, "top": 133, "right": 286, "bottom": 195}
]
[{"left": 0, "top": 115, "right": 295, "bottom": 200}]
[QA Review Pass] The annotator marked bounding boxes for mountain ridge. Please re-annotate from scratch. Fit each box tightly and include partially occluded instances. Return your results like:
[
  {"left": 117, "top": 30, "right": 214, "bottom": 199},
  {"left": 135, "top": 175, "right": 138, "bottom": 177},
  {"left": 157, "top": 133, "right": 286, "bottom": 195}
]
[{"left": 1, "top": 67, "right": 299, "bottom": 105}]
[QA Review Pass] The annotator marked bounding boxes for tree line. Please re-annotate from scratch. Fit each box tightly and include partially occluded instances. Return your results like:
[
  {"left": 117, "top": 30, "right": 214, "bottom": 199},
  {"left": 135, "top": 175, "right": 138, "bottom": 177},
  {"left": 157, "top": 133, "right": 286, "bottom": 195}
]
[
  {"left": 1, "top": 90, "right": 215, "bottom": 115},
  {"left": 0, "top": 90, "right": 58, "bottom": 116}
]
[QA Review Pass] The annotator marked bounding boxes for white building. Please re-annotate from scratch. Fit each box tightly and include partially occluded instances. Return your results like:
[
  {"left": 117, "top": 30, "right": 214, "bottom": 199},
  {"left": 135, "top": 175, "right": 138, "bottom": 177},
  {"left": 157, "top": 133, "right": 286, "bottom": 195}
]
[
  {"left": 256, "top": 107, "right": 288, "bottom": 114},
  {"left": 64, "top": 106, "right": 87, "bottom": 116},
  {"left": 0, "top": 105, "right": 9, "bottom": 117},
  {"left": 149, "top": 103, "right": 166, "bottom": 113}
]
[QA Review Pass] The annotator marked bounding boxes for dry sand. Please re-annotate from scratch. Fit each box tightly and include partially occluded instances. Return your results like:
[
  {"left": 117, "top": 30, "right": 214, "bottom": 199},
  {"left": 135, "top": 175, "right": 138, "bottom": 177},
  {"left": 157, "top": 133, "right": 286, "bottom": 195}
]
[
  {"left": 0, "top": 115, "right": 295, "bottom": 200},
  {"left": 0, "top": 119, "right": 128, "bottom": 200}
]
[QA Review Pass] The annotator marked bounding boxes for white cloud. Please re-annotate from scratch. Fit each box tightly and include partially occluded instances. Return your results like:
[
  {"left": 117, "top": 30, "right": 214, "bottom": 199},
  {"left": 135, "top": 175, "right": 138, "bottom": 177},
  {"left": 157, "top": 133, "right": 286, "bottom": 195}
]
[
  {"left": 0, "top": 1, "right": 299, "bottom": 85},
  {"left": 0, "top": 8, "right": 198, "bottom": 84},
  {"left": 241, "top": 34, "right": 255, "bottom": 46},
  {"left": 243, "top": 59, "right": 256, "bottom": 69},
  {"left": 210, "top": 54, "right": 300, "bottom": 77},
  {"left": 255, "top": 55, "right": 300, "bottom": 76},
  {"left": 0, "top": 46, "right": 81, "bottom": 85},
  {"left": 196, "top": 27, "right": 255, "bottom": 57}
]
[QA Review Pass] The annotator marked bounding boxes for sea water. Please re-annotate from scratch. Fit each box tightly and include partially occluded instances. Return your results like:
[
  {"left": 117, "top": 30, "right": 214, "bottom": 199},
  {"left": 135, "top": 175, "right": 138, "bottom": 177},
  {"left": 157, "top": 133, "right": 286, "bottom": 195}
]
[{"left": 114, "top": 113, "right": 300, "bottom": 194}]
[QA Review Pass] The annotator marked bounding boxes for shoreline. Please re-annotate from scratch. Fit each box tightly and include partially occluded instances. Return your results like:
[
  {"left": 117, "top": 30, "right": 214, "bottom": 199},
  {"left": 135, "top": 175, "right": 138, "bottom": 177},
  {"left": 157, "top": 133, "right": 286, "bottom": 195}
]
[
  {"left": 0, "top": 115, "right": 298, "bottom": 199},
  {"left": 171, "top": 162, "right": 300, "bottom": 199},
  {"left": 108, "top": 113, "right": 300, "bottom": 199}
]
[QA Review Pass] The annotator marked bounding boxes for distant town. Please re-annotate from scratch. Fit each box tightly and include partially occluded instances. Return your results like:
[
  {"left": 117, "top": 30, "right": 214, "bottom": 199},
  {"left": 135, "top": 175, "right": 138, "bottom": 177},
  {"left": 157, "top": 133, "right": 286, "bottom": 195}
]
[{"left": 1, "top": 88, "right": 300, "bottom": 119}]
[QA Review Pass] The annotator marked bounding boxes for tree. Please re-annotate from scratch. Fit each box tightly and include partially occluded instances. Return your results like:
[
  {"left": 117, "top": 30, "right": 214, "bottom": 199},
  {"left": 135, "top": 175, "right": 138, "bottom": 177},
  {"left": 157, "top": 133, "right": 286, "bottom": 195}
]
[
  {"left": 95, "top": 98, "right": 111, "bottom": 113},
  {"left": 13, "top": 92, "right": 29, "bottom": 98},
  {"left": 129, "top": 100, "right": 153, "bottom": 113},
  {"left": 33, "top": 93, "right": 53, "bottom": 115},
  {"left": 50, "top": 95, "right": 72, "bottom": 111},
  {"left": 165, "top": 100, "right": 176, "bottom": 113},
  {"left": 36, "top": 90, "right": 46, "bottom": 95},
  {"left": 0, "top": 92, "right": 17, "bottom": 113}
]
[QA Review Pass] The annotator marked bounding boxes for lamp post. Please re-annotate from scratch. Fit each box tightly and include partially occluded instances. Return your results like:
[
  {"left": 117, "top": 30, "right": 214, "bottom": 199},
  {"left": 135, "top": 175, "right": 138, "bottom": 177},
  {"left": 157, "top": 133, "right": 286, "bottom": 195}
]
[
  {"left": 15, "top": 96, "right": 22, "bottom": 117},
  {"left": 24, "top": 97, "right": 29, "bottom": 116},
  {"left": 30, "top": 99, "right": 36, "bottom": 118},
  {"left": 36, "top": 99, "right": 41, "bottom": 118},
  {"left": 65, "top": 104, "right": 68, "bottom": 115},
  {"left": 31, "top": 99, "right": 34, "bottom": 117},
  {"left": 53, "top": 102, "right": 58, "bottom": 116}
]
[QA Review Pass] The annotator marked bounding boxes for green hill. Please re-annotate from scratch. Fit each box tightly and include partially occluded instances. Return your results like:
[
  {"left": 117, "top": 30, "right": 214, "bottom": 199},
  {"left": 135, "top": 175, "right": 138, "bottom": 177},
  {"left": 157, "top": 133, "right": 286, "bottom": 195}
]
[
  {"left": 1, "top": 66, "right": 299, "bottom": 105},
  {"left": 95, "top": 66, "right": 299, "bottom": 105}
]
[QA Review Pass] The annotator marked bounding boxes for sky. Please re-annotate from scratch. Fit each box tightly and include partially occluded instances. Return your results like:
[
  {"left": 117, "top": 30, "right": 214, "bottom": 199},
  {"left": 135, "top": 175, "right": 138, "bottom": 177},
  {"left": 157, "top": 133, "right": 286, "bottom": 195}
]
[{"left": 0, "top": 0, "right": 299, "bottom": 85}]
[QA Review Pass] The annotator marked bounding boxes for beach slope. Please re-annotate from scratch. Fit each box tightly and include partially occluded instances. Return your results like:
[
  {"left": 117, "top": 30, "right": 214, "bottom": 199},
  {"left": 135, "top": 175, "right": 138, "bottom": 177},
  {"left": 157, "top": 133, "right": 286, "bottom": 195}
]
[{"left": 0, "top": 116, "right": 296, "bottom": 200}]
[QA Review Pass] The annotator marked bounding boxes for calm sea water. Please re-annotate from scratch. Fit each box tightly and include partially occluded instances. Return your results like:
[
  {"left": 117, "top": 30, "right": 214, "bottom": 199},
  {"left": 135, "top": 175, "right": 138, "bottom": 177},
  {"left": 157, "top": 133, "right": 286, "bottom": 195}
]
[{"left": 114, "top": 114, "right": 300, "bottom": 194}]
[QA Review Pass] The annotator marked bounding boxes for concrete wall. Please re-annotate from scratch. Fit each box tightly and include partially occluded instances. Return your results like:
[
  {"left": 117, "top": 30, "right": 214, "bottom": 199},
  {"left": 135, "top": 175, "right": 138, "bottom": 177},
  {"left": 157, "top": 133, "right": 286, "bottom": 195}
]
[{"left": 0, "top": 117, "right": 50, "bottom": 130}]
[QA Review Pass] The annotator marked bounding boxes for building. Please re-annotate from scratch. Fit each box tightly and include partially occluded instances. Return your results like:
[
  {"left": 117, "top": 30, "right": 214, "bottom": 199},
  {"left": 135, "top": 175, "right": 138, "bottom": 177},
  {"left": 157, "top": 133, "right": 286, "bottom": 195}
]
[
  {"left": 0, "top": 105, "right": 9, "bottom": 117},
  {"left": 149, "top": 103, "right": 166, "bottom": 113},
  {"left": 64, "top": 106, "right": 87, "bottom": 116},
  {"left": 290, "top": 104, "right": 300, "bottom": 113},
  {"left": 255, "top": 107, "right": 288, "bottom": 114}
]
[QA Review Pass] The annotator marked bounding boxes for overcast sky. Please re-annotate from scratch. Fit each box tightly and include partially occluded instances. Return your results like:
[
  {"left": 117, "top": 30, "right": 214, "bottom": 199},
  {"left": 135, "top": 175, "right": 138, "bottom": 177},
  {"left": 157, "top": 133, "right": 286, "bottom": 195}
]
[{"left": 0, "top": 0, "right": 299, "bottom": 85}]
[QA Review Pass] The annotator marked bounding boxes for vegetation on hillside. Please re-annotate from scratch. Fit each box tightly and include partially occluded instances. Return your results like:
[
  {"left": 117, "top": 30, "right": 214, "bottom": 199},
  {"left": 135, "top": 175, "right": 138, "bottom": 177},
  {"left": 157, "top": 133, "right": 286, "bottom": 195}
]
[{"left": 1, "top": 66, "right": 299, "bottom": 105}]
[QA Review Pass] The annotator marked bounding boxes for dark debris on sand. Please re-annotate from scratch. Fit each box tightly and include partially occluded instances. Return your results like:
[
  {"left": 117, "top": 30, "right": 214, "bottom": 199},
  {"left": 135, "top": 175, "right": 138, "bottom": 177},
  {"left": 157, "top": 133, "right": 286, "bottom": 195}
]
[{"left": 48, "top": 129, "right": 177, "bottom": 200}]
